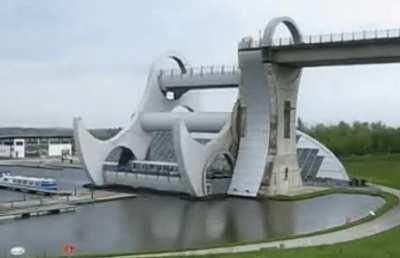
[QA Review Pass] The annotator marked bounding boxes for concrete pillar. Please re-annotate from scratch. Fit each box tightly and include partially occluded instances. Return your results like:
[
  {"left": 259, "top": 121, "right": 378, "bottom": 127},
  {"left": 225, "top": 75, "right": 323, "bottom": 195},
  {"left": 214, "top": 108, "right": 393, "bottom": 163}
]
[{"left": 264, "top": 64, "right": 303, "bottom": 195}]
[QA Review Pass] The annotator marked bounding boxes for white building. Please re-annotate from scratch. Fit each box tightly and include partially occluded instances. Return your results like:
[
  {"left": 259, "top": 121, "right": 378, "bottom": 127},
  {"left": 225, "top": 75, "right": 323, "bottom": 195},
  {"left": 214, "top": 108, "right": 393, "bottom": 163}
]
[
  {"left": 48, "top": 143, "right": 72, "bottom": 157},
  {"left": 0, "top": 138, "right": 25, "bottom": 158}
]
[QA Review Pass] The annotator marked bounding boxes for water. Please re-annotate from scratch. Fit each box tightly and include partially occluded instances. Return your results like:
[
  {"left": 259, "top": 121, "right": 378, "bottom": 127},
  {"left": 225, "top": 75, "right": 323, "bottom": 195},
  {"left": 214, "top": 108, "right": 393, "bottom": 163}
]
[{"left": 0, "top": 166, "right": 385, "bottom": 257}]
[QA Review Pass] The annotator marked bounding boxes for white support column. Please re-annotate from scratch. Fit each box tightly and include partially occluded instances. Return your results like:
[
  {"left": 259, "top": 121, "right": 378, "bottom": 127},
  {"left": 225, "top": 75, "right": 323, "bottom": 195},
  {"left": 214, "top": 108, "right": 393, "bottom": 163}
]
[
  {"left": 262, "top": 17, "right": 304, "bottom": 195},
  {"left": 228, "top": 17, "right": 304, "bottom": 197},
  {"left": 264, "top": 64, "right": 303, "bottom": 195}
]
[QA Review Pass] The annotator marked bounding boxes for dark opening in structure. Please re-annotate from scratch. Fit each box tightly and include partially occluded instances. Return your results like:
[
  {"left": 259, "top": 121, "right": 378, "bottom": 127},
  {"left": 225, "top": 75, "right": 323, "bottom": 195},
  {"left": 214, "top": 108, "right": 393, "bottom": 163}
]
[
  {"left": 105, "top": 147, "right": 136, "bottom": 171},
  {"left": 284, "top": 101, "right": 291, "bottom": 139}
]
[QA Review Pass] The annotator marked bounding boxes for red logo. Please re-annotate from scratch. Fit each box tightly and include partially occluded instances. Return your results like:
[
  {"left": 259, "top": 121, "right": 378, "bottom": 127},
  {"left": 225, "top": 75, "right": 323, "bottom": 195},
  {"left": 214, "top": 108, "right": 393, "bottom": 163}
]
[{"left": 63, "top": 243, "right": 76, "bottom": 255}]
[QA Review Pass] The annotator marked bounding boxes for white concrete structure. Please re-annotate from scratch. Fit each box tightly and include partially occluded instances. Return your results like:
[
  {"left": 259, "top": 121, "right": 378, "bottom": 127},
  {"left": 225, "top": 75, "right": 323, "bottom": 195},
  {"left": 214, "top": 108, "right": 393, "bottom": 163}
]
[{"left": 75, "top": 17, "right": 353, "bottom": 198}]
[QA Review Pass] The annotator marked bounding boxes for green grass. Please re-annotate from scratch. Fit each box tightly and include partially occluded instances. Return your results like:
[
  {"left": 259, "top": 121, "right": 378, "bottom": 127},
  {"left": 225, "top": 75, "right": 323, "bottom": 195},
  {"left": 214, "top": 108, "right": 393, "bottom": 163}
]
[{"left": 343, "top": 153, "right": 400, "bottom": 189}]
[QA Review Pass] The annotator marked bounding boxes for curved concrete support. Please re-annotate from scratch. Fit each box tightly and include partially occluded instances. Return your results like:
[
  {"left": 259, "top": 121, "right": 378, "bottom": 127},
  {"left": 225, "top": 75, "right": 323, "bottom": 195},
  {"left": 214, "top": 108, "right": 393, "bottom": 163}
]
[
  {"left": 263, "top": 17, "right": 304, "bottom": 194},
  {"left": 74, "top": 52, "right": 199, "bottom": 187},
  {"left": 173, "top": 118, "right": 234, "bottom": 197},
  {"left": 229, "top": 17, "right": 304, "bottom": 197},
  {"left": 73, "top": 118, "right": 111, "bottom": 185},
  {"left": 264, "top": 64, "right": 303, "bottom": 194},
  {"left": 173, "top": 121, "right": 208, "bottom": 196},
  {"left": 262, "top": 16, "right": 303, "bottom": 46},
  {"left": 228, "top": 49, "right": 271, "bottom": 197}
]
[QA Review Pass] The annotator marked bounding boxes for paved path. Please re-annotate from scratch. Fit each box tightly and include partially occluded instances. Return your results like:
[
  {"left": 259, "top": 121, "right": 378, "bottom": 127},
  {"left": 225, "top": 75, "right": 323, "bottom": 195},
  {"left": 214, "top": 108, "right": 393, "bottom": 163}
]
[{"left": 113, "top": 185, "right": 400, "bottom": 258}]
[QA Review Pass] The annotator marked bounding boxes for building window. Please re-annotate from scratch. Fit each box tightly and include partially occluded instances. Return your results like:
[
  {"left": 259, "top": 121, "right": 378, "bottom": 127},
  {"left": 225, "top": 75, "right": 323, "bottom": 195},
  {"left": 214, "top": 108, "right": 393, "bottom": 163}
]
[
  {"left": 61, "top": 138, "right": 71, "bottom": 144},
  {"left": 284, "top": 101, "right": 291, "bottom": 139}
]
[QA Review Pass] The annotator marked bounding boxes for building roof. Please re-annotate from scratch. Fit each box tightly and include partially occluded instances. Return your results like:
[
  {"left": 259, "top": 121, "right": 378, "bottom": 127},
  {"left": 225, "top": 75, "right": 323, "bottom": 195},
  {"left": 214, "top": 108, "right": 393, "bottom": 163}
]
[{"left": 0, "top": 127, "right": 121, "bottom": 140}]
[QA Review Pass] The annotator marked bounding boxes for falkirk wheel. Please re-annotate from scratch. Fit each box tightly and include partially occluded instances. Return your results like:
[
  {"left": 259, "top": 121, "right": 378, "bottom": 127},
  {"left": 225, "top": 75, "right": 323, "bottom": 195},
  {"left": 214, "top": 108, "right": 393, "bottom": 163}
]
[{"left": 74, "top": 17, "right": 349, "bottom": 198}]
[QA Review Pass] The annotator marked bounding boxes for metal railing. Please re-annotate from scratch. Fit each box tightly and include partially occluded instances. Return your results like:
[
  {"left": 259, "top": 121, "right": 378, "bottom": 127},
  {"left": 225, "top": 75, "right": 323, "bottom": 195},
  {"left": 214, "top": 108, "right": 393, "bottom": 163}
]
[
  {"left": 239, "top": 28, "right": 400, "bottom": 49},
  {"left": 103, "top": 161, "right": 181, "bottom": 178},
  {"left": 159, "top": 65, "right": 239, "bottom": 78}
]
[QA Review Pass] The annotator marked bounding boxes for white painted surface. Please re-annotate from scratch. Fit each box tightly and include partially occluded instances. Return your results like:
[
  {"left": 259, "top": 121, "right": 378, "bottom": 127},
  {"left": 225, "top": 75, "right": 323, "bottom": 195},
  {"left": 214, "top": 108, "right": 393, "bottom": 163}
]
[
  {"left": 0, "top": 139, "right": 25, "bottom": 158},
  {"left": 48, "top": 144, "right": 72, "bottom": 157},
  {"left": 13, "top": 139, "right": 25, "bottom": 158},
  {"left": 0, "top": 145, "right": 12, "bottom": 158},
  {"left": 141, "top": 112, "right": 228, "bottom": 133},
  {"left": 228, "top": 49, "right": 271, "bottom": 197}
]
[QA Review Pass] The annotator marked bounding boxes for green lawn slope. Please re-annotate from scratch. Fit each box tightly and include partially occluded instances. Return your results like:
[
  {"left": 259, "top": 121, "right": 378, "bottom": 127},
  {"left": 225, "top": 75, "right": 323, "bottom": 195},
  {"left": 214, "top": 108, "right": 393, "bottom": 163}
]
[{"left": 343, "top": 154, "right": 400, "bottom": 189}]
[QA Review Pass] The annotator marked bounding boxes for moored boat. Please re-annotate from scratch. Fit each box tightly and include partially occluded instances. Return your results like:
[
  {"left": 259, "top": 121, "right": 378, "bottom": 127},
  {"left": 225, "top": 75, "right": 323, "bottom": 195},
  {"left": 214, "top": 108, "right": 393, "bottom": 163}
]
[{"left": 0, "top": 172, "right": 58, "bottom": 192}]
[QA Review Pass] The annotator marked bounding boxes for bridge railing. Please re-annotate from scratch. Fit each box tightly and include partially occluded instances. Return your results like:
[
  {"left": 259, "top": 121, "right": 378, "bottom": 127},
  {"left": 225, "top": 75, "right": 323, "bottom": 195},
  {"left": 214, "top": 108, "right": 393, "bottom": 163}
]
[
  {"left": 239, "top": 28, "right": 400, "bottom": 48},
  {"left": 159, "top": 65, "right": 239, "bottom": 78}
]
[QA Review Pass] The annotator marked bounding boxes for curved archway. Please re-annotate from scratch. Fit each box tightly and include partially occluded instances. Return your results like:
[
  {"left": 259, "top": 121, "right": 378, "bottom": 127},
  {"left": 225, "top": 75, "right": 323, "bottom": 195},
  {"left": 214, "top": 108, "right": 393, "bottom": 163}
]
[
  {"left": 262, "top": 16, "right": 303, "bottom": 46},
  {"left": 203, "top": 152, "right": 235, "bottom": 195},
  {"left": 105, "top": 146, "right": 136, "bottom": 171},
  {"left": 151, "top": 51, "right": 188, "bottom": 75},
  {"left": 169, "top": 55, "right": 187, "bottom": 74}
]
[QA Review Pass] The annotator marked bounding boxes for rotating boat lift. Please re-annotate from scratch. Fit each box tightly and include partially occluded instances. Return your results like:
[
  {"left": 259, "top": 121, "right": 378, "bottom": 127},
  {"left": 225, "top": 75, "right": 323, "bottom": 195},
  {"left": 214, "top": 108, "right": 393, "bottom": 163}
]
[{"left": 75, "top": 17, "right": 351, "bottom": 198}]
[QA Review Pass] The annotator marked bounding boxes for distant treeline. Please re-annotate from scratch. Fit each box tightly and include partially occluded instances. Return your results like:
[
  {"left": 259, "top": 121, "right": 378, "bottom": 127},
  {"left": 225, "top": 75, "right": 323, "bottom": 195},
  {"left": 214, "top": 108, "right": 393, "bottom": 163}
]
[{"left": 298, "top": 119, "right": 400, "bottom": 157}]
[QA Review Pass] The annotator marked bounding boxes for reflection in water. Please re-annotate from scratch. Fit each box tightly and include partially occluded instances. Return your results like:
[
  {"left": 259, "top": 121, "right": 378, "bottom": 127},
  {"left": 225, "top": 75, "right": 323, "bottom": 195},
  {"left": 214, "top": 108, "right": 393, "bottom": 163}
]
[
  {"left": 0, "top": 193, "right": 384, "bottom": 256},
  {"left": 0, "top": 167, "right": 385, "bottom": 256}
]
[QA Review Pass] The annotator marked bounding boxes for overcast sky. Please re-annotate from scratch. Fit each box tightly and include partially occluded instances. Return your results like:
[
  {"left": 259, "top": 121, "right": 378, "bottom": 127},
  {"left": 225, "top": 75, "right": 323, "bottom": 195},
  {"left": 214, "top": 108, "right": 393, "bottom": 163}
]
[{"left": 2, "top": 0, "right": 400, "bottom": 128}]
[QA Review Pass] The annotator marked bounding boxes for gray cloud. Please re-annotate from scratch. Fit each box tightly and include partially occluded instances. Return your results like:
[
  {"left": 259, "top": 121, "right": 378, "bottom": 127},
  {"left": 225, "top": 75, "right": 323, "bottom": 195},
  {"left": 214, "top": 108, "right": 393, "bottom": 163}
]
[{"left": 1, "top": 0, "right": 400, "bottom": 127}]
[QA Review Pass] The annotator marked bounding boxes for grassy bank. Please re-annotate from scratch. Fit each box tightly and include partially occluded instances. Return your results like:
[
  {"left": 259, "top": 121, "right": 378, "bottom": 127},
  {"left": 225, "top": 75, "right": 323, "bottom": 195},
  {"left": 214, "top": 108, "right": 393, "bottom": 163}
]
[{"left": 343, "top": 153, "right": 400, "bottom": 189}]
